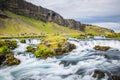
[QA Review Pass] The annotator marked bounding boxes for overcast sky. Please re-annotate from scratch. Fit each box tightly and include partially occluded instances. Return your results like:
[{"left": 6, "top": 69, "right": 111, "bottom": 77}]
[
  {"left": 26, "top": 0, "right": 120, "bottom": 21},
  {"left": 26, "top": 0, "right": 120, "bottom": 32}
]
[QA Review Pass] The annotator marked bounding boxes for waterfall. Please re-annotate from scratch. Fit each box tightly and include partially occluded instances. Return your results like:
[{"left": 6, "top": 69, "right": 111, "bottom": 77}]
[{"left": 0, "top": 38, "right": 120, "bottom": 80}]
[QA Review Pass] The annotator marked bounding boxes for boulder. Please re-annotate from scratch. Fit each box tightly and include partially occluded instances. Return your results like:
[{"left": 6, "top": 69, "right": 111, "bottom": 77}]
[
  {"left": 0, "top": 53, "right": 6, "bottom": 65},
  {"left": 94, "top": 45, "right": 110, "bottom": 51},
  {"left": 111, "top": 75, "right": 120, "bottom": 80},
  {"left": 92, "top": 69, "right": 105, "bottom": 79},
  {"left": 5, "top": 54, "right": 20, "bottom": 66}
]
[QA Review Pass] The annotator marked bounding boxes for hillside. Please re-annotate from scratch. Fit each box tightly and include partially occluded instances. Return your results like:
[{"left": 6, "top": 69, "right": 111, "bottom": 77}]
[
  {"left": 0, "top": 11, "right": 83, "bottom": 37},
  {"left": 0, "top": 0, "right": 114, "bottom": 38},
  {"left": 0, "top": 0, "right": 84, "bottom": 31},
  {"left": 85, "top": 25, "right": 114, "bottom": 35}
]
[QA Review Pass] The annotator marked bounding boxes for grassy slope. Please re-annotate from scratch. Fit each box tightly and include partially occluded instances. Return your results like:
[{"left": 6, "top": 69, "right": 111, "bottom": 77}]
[
  {"left": 0, "top": 11, "right": 114, "bottom": 38},
  {"left": 0, "top": 11, "right": 82, "bottom": 36},
  {"left": 85, "top": 25, "right": 114, "bottom": 35}
]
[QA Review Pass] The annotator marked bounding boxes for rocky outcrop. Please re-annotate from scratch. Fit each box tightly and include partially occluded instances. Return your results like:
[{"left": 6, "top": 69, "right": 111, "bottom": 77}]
[{"left": 1, "top": 0, "right": 85, "bottom": 31}]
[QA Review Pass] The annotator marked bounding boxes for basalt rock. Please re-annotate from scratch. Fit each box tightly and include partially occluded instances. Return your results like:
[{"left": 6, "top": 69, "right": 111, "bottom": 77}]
[
  {"left": 111, "top": 75, "right": 120, "bottom": 80},
  {"left": 0, "top": 53, "right": 6, "bottom": 65},
  {"left": 92, "top": 69, "right": 105, "bottom": 79},
  {"left": 1, "top": 0, "right": 85, "bottom": 31}
]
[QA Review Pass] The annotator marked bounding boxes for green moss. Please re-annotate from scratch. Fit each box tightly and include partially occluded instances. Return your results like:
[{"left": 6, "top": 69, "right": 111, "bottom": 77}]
[
  {"left": 5, "top": 54, "right": 20, "bottom": 66},
  {"left": 71, "top": 34, "right": 86, "bottom": 39},
  {"left": 4, "top": 40, "right": 17, "bottom": 49},
  {"left": 0, "top": 46, "right": 10, "bottom": 54},
  {"left": 0, "top": 40, "right": 17, "bottom": 49},
  {"left": 20, "top": 39, "right": 26, "bottom": 43},
  {"left": 35, "top": 36, "right": 76, "bottom": 58},
  {"left": 36, "top": 48, "right": 52, "bottom": 58},
  {"left": 26, "top": 46, "right": 36, "bottom": 53}
]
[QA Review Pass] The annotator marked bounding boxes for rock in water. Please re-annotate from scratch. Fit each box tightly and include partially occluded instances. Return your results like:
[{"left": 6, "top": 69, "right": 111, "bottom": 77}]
[
  {"left": 5, "top": 54, "right": 20, "bottom": 66},
  {"left": 0, "top": 53, "right": 6, "bottom": 65},
  {"left": 111, "top": 75, "right": 120, "bottom": 80},
  {"left": 94, "top": 45, "right": 110, "bottom": 51},
  {"left": 92, "top": 69, "right": 105, "bottom": 79}
]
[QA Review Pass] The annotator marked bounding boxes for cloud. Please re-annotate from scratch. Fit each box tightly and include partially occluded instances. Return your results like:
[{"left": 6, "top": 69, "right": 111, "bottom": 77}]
[{"left": 26, "top": 0, "right": 120, "bottom": 19}]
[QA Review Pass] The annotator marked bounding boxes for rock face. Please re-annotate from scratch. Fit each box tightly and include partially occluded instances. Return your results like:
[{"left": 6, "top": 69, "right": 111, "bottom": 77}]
[{"left": 2, "top": 0, "right": 85, "bottom": 31}]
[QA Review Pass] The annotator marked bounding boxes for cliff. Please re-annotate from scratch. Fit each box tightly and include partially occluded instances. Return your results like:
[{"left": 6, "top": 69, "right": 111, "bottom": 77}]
[{"left": 0, "top": 0, "right": 84, "bottom": 31}]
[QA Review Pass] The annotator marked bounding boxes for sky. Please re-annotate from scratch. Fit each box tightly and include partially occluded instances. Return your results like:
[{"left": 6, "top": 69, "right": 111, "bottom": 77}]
[{"left": 26, "top": 0, "right": 120, "bottom": 32}]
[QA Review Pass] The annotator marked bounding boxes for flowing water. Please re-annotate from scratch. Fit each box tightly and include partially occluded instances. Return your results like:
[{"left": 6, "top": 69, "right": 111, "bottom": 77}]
[{"left": 0, "top": 38, "right": 120, "bottom": 80}]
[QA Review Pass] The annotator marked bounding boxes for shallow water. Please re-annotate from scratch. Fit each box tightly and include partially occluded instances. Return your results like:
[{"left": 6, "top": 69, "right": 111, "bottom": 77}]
[{"left": 0, "top": 38, "right": 120, "bottom": 80}]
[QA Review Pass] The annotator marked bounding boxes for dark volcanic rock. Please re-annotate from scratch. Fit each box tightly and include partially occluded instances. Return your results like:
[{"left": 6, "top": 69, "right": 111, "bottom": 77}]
[
  {"left": 92, "top": 69, "right": 105, "bottom": 79},
  {"left": 1, "top": 0, "right": 85, "bottom": 31},
  {"left": 0, "top": 53, "right": 6, "bottom": 65},
  {"left": 59, "top": 60, "right": 77, "bottom": 67},
  {"left": 111, "top": 75, "right": 120, "bottom": 80}
]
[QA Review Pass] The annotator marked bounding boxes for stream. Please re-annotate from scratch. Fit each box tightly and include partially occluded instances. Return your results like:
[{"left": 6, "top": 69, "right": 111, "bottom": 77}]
[{"left": 0, "top": 37, "right": 120, "bottom": 80}]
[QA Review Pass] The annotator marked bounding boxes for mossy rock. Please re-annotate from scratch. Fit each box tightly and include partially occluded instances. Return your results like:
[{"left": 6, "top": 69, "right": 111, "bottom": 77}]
[
  {"left": 20, "top": 39, "right": 26, "bottom": 43},
  {"left": 26, "top": 46, "right": 36, "bottom": 53},
  {"left": 0, "top": 46, "right": 10, "bottom": 54},
  {"left": 5, "top": 54, "right": 20, "bottom": 66},
  {"left": 0, "top": 40, "right": 17, "bottom": 50},
  {"left": 35, "top": 36, "right": 76, "bottom": 58},
  {"left": 94, "top": 45, "right": 110, "bottom": 51}
]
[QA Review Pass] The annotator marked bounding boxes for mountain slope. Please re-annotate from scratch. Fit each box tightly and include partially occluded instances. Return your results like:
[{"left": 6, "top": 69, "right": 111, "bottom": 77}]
[
  {"left": 85, "top": 25, "right": 114, "bottom": 35},
  {"left": 0, "top": 0, "right": 114, "bottom": 37},
  {"left": 0, "top": 11, "right": 82, "bottom": 36},
  {"left": 1, "top": 0, "right": 84, "bottom": 31}
]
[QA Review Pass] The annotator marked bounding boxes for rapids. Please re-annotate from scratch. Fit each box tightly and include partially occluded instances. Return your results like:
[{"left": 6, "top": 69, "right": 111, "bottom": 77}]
[{"left": 0, "top": 38, "right": 120, "bottom": 80}]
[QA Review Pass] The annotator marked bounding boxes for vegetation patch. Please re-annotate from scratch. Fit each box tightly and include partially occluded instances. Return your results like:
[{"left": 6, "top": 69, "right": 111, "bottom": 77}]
[
  {"left": 0, "top": 46, "right": 10, "bottom": 54},
  {"left": 4, "top": 54, "right": 20, "bottom": 66},
  {"left": 106, "top": 33, "right": 120, "bottom": 40},
  {"left": 26, "top": 46, "right": 36, "bottom": 53},
  {"left": 35, "top": 36, "right": 76, "bottom": 58},
  {"left": 0, "top": 40, "right": 20, "bottom": 66},
  {"left": 94, "top": 45, "right": 110, "bottom": 51},
  {"left": 70, "top": 34, "right": 86, "bottom": 39},
  {"left": 0, "top": 40, "right": 17, "bottom": 50},
  {"left": 85, "top": 25, "right": 114, "bottom": 36},
  {"left": 20, "top": 39, "right": 26, "bottom": 43}
]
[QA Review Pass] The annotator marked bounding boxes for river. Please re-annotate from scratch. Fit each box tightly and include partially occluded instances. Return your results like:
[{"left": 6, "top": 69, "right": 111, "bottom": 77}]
[{"left": 0, "top": 38, "right": 120, "bottom": 80}]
